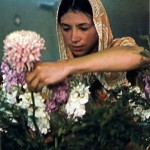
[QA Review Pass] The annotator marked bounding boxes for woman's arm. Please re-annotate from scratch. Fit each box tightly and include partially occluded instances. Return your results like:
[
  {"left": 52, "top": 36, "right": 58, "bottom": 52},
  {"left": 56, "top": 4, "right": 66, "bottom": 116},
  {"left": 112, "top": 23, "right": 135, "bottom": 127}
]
[
  {"left": 25, "top": 45, "right": 149, "bottom": 92},
  {"left": 68, "top": 46, "right": 146, "bottom": 73}
]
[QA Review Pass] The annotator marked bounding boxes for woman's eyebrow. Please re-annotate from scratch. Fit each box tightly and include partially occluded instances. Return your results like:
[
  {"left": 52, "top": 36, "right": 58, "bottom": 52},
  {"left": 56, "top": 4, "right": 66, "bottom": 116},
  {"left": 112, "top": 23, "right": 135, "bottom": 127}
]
[
  {"left": 78, "top": 23, "right": 92, "bottom": 27},
  {"left": 60, "top": 23, "right": 92, "bottom": 27},
  {"left": 60, "top": 23, "right": 70, "bottom": 27}
]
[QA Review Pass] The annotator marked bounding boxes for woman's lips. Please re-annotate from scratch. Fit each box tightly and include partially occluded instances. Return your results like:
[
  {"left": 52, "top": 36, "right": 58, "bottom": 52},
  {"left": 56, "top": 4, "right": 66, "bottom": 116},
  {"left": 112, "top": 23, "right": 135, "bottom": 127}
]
[{"left": 72, "top": 46, "right": 84, "bottom": 51}]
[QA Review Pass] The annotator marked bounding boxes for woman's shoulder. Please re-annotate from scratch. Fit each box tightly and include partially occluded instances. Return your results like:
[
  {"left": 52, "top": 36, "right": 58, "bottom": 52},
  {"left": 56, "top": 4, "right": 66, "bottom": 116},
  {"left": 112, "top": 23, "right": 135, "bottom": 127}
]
[{"left": 110, "top": 37, "right": 136, "bottom": 47}]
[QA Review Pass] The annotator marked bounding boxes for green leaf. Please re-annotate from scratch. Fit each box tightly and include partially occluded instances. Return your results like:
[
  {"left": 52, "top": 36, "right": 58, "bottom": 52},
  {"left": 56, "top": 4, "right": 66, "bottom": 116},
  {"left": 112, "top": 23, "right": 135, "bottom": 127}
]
[{"left": 140, "top": 49, "right": 150, "bottom": 57}]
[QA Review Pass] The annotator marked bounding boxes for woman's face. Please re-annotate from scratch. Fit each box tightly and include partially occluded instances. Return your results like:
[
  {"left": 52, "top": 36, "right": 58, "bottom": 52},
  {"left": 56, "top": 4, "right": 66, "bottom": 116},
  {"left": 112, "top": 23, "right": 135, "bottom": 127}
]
[{"left": 60, "top": 10, "right": 98, "bottom": 57}]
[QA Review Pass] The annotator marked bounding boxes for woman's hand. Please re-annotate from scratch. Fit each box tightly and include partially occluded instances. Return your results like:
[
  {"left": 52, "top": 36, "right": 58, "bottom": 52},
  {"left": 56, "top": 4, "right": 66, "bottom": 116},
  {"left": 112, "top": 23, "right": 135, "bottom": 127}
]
[{"left": 25, "top": 61, "right": 69, "bottom": 92}]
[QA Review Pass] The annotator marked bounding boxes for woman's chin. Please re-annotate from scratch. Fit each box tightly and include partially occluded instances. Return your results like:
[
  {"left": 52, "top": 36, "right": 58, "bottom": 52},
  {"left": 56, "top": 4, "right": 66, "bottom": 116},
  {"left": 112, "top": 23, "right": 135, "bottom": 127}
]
[{"left": 72, "top": 51, "right": 87, "bottom": 57}]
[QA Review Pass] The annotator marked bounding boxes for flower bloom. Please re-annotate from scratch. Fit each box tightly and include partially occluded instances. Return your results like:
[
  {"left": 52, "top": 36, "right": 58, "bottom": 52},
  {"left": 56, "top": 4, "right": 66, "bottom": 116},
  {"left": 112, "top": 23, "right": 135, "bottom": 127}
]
[
  {"left": 1, "top": 61, "right": 25, "bottom": 92},
  {"left": 143, "top": 75, "right": 150, "bottom": 98},
  {"left": 65, "top": 82, "right": 90, "bottom": 119},
  {"left": 45, "top": 81, "right": 69, "bottom": 113},
  {"left": 129, "top": 85, "right": 141, "bottom": 93},
  {"left": 50, "top": 80, "right": 69, "bottom": 104},
  {"left": 18, "top": 90, "right": 50, "bottom": 134},
  {"left": 1, "top": 30, "right": 50, "bottom": 134},
  {"left": 141, "top": 109, "right": 150, "bottom": 121},
  {"left": 45, "top": 100, "right": 57, "bottom": 113},
  {"left": 129, "top": 97, "right": 150, "bottom": 121},
  {"left": 3, "top": 30, "right": 45, "bottom": 73}
]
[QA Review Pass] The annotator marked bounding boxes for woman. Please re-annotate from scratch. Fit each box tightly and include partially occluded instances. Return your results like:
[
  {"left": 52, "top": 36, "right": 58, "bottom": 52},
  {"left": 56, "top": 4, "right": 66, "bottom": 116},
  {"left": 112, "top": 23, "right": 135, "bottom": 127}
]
[{"left": 26, "top": 0, "right": 148, "bottom": 94}]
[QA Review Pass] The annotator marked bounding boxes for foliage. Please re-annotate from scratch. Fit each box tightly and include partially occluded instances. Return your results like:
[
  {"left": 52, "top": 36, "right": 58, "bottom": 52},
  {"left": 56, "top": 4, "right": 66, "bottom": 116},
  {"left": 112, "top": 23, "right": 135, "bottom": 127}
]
[{"left": 1, "top": 83, "right": 150, "bottom": 150}]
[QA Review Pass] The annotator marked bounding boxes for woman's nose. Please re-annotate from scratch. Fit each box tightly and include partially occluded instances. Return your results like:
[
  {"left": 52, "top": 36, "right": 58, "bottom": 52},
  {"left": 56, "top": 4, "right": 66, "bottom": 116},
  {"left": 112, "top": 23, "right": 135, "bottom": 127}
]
[{"left": 71, "top": 29, "right": 80, "bottom": 43}]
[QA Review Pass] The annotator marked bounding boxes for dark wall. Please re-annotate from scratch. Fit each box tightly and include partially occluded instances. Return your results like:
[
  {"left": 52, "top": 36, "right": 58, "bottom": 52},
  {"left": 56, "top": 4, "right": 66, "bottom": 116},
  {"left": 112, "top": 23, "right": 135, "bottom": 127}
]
[
  {"left": 0, "top": 0, "right": 149, "bottom": 62},
  {"left": 102, "top": 0, "right": 149, "bottom": 47},
  {"left": 0, "top": 0, "right": 59, "bottom": 62}
]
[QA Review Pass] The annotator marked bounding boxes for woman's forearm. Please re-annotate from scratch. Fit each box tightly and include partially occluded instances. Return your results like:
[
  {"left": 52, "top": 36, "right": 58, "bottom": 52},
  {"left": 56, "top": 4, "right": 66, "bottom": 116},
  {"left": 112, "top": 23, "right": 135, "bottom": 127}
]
[
  {"left": 25, "top": 45, "right": 149, "bottom": 91},
  {"left": 66, "top": 46, "right": 147, "bottom": 75}
]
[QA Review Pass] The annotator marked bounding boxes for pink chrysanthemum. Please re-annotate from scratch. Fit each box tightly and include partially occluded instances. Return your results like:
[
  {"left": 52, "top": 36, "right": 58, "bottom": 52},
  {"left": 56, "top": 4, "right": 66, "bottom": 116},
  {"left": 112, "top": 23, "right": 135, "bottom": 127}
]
[{"left": 3, "top": 30, "right": 45, "bottom": 73}]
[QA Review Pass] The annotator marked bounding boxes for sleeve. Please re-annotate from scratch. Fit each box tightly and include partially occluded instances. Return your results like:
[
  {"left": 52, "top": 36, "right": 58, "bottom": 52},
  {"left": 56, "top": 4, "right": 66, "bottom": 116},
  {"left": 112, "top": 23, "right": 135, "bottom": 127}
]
[
  {"left": 110, "top": 37, "right": 137, "bottom": 47},
  {"left": 99, "top": 37, "right": 137, "bottom": 90}
]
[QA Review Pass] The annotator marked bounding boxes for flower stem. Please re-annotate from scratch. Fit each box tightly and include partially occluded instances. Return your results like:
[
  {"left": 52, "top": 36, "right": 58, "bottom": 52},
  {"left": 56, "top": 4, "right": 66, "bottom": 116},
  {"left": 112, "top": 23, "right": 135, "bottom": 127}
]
[{"left": 31, "top": 91, "right": 45, "bottom": 149}]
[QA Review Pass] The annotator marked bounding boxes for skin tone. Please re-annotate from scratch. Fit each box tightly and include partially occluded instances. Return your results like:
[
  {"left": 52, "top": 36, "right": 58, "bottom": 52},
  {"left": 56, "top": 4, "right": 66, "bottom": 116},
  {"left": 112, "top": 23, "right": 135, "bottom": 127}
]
[
  {"left": 60, "top": 10, "right": 98, "bottom": 57},
  {"left": 26, "top": 10, "right": 149, "bottom": 92}
]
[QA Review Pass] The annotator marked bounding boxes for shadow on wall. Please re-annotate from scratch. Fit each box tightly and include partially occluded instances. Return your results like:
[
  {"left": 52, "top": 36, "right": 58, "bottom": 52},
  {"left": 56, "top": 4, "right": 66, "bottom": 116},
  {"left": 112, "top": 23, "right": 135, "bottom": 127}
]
[{"left": 0, "top": 0, "right": 149, "bottom": 62}]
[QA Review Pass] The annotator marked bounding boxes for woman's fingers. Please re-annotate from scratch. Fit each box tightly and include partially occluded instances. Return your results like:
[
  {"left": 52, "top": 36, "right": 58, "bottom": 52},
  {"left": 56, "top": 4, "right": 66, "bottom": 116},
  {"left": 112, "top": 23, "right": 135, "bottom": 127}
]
[
  {"left": 25, "top": 69, "right": 47, "bottom": 92},
  {"left": 25, "top": 71, "right": 36, "bottom": 85},
  {"left": 25, "top": 70, "right": 39, "bottom": 91},
  {"left": 35, "top": 82, "right": 45, "bottom": 92}
]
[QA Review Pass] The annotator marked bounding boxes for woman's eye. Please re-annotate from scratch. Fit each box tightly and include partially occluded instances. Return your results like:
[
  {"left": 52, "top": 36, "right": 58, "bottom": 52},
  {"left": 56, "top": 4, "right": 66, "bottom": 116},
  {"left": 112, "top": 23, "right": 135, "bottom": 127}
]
[
  {"left": 79, "top": 25, "right": 92, "bottom": 31},
  {"left": 80, "top": 27, "right": 89, "bottom": 31},
  {"left": 61, "top": 25, "right": 71, "bottom": 32},
  {"left": 62, "top": 28, "right": 70, "bottom": 32}
]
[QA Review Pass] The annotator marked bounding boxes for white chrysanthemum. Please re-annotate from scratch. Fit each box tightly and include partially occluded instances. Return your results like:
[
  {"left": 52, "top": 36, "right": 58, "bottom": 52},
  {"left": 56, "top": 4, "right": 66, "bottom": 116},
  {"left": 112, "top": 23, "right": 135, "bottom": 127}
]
[
  {"left": 0, "top": 128, "right": 7, "bottom": 133},
  {"left": 129, "top": 99, "right": 150, "bottom": 121},
  {"left": 128, "top": 100, "right": 135, "bottom": 106},
  {"left": 133, "top": 106, "right": 143, "bottom": 115},
  {"left": 70, "top": 82, "right": 89, "bottom": 103},
  {"left": 37, "top": 116, "right": 50, "bottom": 134},
  {"left": 18, "top": 92, "right": 32, "bottom": 109},
  {"left": 28, "top": 115, "right": 50, "bottom": 134},
  {"left": 73, "top": 105, "right": 86, "bottom": 117},
  {"left": 35, "top": 107, "right": 47, "bottom": 118},
  {"left": 141, "top": 109, "right": 150, "bottom": 121},
  {"left": 65, "top": 82, "right": 90, "bottom": 119},
  {"left": 129, "top": 86, "right": 141, "bottom": 93},
  {"left": 34, "top": 96, "right": 45, "bottom": 108},
  {"left": 17, "top": 90, "right": 45, "bottom": 109},
  {"left": 16, "top": 89, "right": 50, "bottom": 134},
  {"left": 4, "top": 89, "right": 18, "bottom": 104},
  {"left": 27, "top": 107, "right": 33, "bottom": 116}
]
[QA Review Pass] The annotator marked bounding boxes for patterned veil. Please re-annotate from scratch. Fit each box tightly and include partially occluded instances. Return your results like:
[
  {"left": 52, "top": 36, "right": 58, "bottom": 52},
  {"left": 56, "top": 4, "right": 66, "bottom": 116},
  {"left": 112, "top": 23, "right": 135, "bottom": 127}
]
[{"left": 56, "top": 0, "right": 136, "bottom": 89}]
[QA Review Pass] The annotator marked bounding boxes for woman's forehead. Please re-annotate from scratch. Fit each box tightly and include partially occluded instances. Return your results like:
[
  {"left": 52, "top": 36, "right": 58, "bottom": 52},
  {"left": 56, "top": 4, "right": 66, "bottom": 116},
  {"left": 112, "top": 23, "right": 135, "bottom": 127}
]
[{"left": 60, "top": 10, "right": 92, "bottom": 24}]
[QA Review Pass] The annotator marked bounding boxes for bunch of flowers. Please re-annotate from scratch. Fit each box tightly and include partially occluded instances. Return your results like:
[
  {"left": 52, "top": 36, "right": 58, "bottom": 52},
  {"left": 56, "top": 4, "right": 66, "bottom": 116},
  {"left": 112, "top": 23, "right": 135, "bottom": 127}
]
[
  {"left": 44, "top": 76, "right": 90, "bottom": 120},
  {"left": 0, "top": 30, "right": 91, "bottom": 149},
  {"left": 0, "top": 31, "right": 150, "bottom": 150},
  {"left": 0, "top": 30, "right": 51, "bottom": 135}
]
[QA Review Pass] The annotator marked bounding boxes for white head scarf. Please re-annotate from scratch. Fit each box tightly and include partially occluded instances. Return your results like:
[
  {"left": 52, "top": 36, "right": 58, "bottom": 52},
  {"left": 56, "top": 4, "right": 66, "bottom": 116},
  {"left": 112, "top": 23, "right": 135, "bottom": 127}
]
[
  {"left": 56, "top": 0, "right": 113, "bottom": 60},
  {"left": 56, "top": 0, "right": 136, "bottom": 89}
]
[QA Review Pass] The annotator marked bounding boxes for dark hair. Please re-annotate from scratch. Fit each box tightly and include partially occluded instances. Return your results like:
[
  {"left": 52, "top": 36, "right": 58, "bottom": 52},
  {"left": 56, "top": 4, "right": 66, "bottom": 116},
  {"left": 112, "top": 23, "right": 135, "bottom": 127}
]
[{"left": 58, "top": 0, "right": 93, "bottom": 24}]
